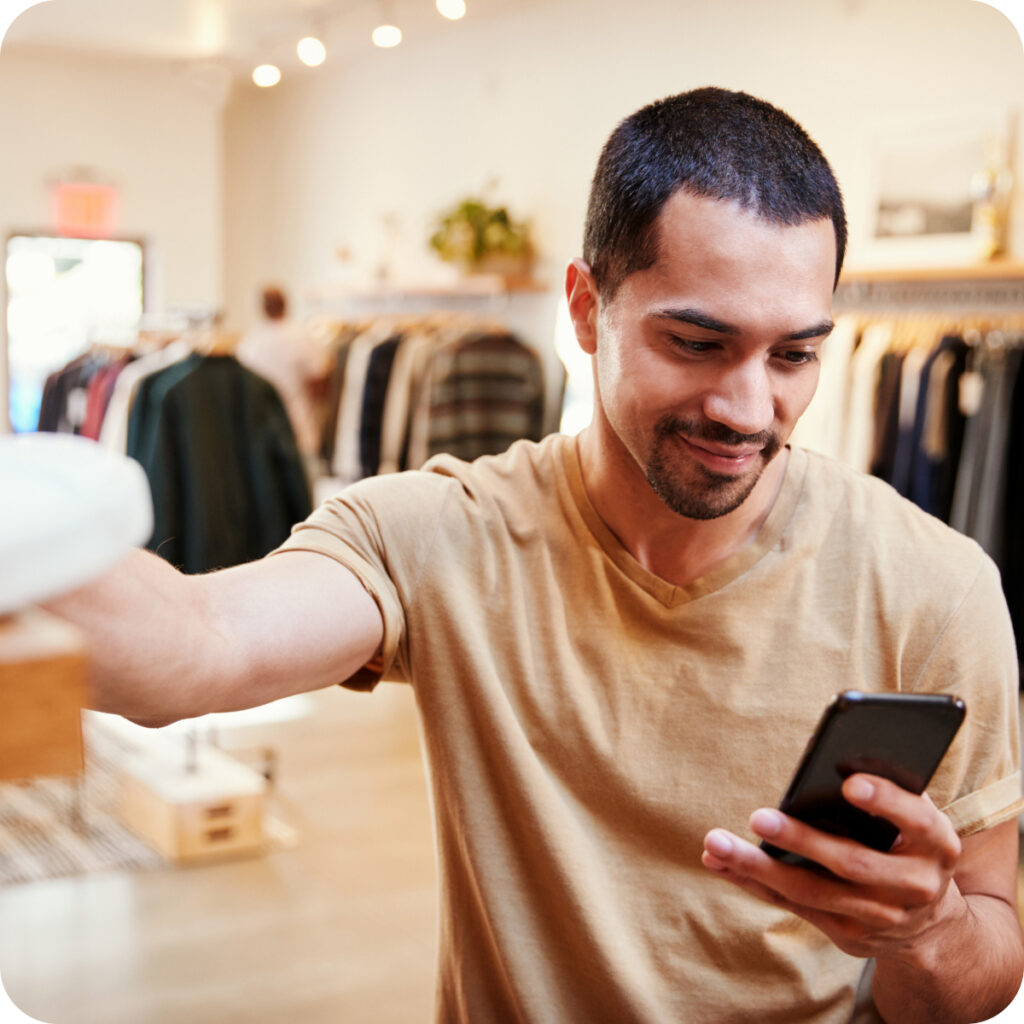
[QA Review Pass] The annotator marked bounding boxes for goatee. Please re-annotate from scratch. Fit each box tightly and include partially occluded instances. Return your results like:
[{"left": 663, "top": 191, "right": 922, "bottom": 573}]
[{"left": 645, "top": 415, "right": 782, "bottom": 521}]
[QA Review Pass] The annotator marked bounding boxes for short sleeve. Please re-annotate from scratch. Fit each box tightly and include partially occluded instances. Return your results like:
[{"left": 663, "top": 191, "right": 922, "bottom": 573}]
[
  {"left": 914, "top": 554, "right": 1024, "bottom": 835},
  {"left": 269, "top": 470, "right": 457, "bottom": 690}
]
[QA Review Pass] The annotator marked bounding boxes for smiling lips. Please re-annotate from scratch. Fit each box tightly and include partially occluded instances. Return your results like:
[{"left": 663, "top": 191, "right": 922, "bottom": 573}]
[{"left": 676, "top": 434, "right": 763, "bottom": 474}]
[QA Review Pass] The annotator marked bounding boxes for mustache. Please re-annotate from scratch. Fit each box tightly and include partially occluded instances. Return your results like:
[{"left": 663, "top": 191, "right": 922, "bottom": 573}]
[{"left": 655, "top": 416, "right": 781, "bottom": 455}]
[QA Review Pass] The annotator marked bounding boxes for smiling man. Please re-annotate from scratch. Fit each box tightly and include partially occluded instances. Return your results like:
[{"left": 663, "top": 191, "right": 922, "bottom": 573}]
[
  {"left": 50, "top": 88, "right": 1023, "bottom": 1023},
  {"left": 560, "top": 91, "right": 1023, "bottom": 1022}
]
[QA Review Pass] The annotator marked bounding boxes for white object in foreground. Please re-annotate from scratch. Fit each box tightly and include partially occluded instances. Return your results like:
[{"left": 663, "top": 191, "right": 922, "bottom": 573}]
[{"left": 0, "top": 432, "right": 153, "bottom": 615}]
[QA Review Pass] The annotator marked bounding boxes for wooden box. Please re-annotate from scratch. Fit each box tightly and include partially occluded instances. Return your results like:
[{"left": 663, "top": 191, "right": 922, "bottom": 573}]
[
  {"left": 0, "top": 609, "right": 87, "bottom": 781},
  {"left": 116, "top": 738, "right": 267, "bottom": 862}
]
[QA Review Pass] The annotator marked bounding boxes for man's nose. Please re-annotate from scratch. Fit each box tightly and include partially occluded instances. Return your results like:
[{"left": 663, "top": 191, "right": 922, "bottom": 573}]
[{"left": 701, "top": 359, "right": 774, "bottom": 437}]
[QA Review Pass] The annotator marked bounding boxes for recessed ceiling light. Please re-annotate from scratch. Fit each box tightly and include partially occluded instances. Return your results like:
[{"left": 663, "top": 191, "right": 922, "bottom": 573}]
[
  {"left": 297, "top": 36, "right": 327, "bottom": 67},
  {"left": 371, "top": 23, "right": 402, "bottom": 47},
  {"left": 252, "top": 64, "right": 282, "bottom": 87}
]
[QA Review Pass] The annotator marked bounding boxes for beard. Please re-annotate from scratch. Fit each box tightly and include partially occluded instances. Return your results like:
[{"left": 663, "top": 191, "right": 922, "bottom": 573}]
[{"left": 644, "top": 415, "right": 783, "bottom": 521}]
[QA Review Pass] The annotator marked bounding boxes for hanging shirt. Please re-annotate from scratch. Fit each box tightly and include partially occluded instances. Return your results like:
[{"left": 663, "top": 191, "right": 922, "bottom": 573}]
[
  {"left": 128, "top": 353, "right": 311, "bottom": 573},
  {"left": 841, "top": 323, "right": 894, "bottom": 473},
  {"left": 99, "top": 338, "right": 192, "bottom": 454},
  {"left": 788, "top": 315, "right": 859, "bottom": 461}
]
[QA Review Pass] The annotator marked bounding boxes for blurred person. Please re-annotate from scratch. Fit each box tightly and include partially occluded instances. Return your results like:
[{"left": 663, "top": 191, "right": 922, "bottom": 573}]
[{"left": 236, "top": 284, "right": 328, "bottom": 468}]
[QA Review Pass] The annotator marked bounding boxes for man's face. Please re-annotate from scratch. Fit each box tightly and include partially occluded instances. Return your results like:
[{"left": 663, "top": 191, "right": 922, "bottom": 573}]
[{"left": 590, "top": 190, "right": 836, "bottom": 520}]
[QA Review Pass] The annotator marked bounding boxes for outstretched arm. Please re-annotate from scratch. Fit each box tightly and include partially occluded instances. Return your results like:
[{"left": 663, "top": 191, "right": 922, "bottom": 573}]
[{"left": 45, "top": 548, "right": 384, "bottom": 728}]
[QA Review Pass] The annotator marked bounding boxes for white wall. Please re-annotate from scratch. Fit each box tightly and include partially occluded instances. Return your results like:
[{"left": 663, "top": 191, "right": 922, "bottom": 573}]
[
  {"left": 0, "top": 47, "right": 226, "bottom": 425},
  {"left": 223, "top": 0, "right": 1024, "bottom": 335},
  {"left": 3, "top": 0, "right": 1020, "bottom": 414}
]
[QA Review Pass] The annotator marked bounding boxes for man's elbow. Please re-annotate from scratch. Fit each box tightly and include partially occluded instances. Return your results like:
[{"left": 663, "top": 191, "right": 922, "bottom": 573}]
[{"left": 123, "top": 711, "right": 186, "bottom": 729}]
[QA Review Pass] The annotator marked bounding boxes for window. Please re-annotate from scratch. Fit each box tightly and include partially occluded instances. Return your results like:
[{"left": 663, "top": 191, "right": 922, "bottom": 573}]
[{"left": 6, "top": 234, "right": 144, "bottom": 432}]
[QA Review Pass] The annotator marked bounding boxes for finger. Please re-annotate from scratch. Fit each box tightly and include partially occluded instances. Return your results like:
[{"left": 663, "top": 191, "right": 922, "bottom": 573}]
[
  {"left": 748, "top": 809, "right": 950, "bottom": 905},
  {"left": 702, "top": 829, "right": 911, "bottom": 927},
  {"left": 841, "top": 775, "right": 961, "bottom": 868},
  {"left": 702, "top": 849, "right": 804, "bottom": 910},
  {"left": 750, "top": 808, "right": 889, "bottom": 878},
  {"left": 702, "top": 843, "right": 903, "bottom": 950}
]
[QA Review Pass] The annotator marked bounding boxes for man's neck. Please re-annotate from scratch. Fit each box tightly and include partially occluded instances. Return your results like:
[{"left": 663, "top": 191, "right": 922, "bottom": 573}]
[{"left": 576, "top": 424, "right": 790, "bottom": 589}]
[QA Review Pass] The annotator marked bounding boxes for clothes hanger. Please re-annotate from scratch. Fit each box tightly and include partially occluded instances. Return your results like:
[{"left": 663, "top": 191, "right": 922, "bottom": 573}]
[{"left": 191, "top": 328, "right": 240, "bottom": 357}]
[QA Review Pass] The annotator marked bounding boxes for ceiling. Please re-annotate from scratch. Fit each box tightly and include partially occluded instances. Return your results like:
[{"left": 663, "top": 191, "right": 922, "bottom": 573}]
[{"left": 3, "top": 0, "right": 516, "bottom": 75}]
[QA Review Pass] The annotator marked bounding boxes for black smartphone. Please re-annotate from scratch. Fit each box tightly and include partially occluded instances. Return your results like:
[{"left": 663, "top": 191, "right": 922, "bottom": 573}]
[{"left": 760, "top": 690, "right": 966, "bottom": 868}]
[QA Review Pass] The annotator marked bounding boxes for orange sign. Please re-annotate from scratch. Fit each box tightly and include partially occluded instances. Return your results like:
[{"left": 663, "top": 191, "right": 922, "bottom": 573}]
[{"left": 52, "top": 182, "right": 118, "bottom": 238}]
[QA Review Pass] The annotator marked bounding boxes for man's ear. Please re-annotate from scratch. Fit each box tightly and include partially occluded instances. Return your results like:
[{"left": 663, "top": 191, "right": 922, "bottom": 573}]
[{"left": 565, "top": 258, "right": 600, "bottom": 355}]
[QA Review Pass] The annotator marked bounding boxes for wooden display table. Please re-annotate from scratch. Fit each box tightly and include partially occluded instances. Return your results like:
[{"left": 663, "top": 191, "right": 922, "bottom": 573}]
[
  {"left": 85, "top": 710, "right": 269, "bottom": 863},
  {"left": 114, "top": 729, "right": 268, "bottom": 862},
  {"left": 0, "top": 432, "right": 152, "bottom": 785}
]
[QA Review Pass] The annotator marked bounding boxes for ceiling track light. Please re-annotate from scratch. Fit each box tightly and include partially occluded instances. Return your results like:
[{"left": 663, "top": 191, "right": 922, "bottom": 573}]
[
  {"left": 371, "top": 23, "right": 402, "bottom": 48},
  {"left": 372, "top": 0, "right": 402, "bottom": 48},
  {"left": 436, "top": 0, "right": 466, "bottom": 19},
  {"left": 252, "top": 64, "right": 281, "bottom": 87},
  {"left": 297, "top": 35, "right": 327, "bottom": 67}
]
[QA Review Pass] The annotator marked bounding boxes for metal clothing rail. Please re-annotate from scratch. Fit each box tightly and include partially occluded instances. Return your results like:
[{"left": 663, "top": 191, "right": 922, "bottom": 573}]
[
  {"left": 834, "top": 266, "right": 1024, "bottom": 314},
  {"left": 963, "top": 330, "right": 1024, "bottom": 356}
]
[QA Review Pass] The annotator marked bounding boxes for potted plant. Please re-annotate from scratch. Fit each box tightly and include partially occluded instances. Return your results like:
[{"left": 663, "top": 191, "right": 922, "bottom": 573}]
[{"left": 429, "top": 197, "right": 533, "bottom": 279}]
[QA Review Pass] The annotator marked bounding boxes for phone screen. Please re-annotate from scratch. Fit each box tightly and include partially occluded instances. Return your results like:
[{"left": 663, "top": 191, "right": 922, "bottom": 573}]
[{"left": 761, "top": 691, "right": 966, "bottom": 867}]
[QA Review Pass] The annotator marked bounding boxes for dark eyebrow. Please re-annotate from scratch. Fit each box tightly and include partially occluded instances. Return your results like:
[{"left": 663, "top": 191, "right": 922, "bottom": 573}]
[
  {"left": 785, "top": 319, "right": 835, "bottom": 342},
  {"left": 654, "top": 307, "right": 740, "bottom": 335},
  {"left": 653, "top": 307, "right": 834, "bottom": 343}
]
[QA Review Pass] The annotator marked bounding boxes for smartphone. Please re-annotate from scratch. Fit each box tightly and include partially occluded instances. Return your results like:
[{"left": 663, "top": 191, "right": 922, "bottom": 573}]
[{"left": 760, "top": 690, "right": 966, "bottom": 868}]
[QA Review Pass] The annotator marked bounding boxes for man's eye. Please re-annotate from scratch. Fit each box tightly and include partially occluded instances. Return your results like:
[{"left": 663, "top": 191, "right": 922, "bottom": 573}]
[
  {"left": 780, "top": 350, "right": 817, "bottom": 365},
  {"left": 669, "top": 337, "right": 717, "bottom": 354}
]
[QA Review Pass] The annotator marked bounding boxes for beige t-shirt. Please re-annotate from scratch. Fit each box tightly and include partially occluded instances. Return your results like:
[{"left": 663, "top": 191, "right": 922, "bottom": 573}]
[{"left": 275, "top": 434, "right": 1023, "bottom": 1024}]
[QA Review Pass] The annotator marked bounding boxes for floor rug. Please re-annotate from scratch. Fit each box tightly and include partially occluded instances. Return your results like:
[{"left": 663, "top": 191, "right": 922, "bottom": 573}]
[
  {"left": 0, "top": 750, "right": 165, "bottom": 886},
  {"left": 0, "top": 715, "right": 300, "bottom": 889}
]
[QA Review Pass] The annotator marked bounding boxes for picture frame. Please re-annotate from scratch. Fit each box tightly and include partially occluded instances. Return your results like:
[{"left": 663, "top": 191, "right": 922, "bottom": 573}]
[{"left": 854, "top": 108, "right": 1017, "bottom": 268}]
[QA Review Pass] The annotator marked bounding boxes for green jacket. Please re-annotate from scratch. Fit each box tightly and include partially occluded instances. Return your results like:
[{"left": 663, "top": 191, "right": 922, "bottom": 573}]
[{"left": 128, "top": 353, "right": 311, "bottom": 573}]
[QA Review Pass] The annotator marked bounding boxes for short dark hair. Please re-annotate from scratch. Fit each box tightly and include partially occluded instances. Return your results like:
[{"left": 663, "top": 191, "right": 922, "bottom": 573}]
[
  {"left": 261, "top": 286, "right": 287, "bottom": 319},
  {"left": 583, "top": 87, "right": 847, "bottom": 301}
]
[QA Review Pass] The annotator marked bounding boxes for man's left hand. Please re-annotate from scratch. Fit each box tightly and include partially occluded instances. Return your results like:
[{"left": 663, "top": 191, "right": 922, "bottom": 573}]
[{"left": 701, "top": 773, "right": 968, "bottom": 959}]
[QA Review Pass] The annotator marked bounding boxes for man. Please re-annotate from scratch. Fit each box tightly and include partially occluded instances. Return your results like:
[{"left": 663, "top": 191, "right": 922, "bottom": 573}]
[{"left": 50, "top": 88, "right": 1023, "bottom": 1022}]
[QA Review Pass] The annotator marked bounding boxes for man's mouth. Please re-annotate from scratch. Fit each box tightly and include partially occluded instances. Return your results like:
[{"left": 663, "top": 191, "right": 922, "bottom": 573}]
[
  {"left": 684, "top": 438, "right": 763, "bottom": 459},
  {"left": 674, "top": 434, "right": 763, "bottom": 473}
]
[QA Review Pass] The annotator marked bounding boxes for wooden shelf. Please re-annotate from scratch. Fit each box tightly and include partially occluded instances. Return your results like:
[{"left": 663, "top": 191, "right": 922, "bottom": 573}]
[
  {"left": 835, "top": 261, "right": 1024, "bottom": 312},
  {"left": 840, "top": 261, "right": 1024, "bottom": 284},
  {"left": 306, "top": 274, "right": 550, "bottom": 307}
]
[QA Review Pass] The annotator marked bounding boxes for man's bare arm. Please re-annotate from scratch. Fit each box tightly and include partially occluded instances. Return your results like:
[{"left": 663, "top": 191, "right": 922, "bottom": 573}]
[
  {"left": 870, "top": 816, "right": 1023, "bottom": 1024},
  {"left": 44, "top": 548, "right": 385, "bottom": 727}
]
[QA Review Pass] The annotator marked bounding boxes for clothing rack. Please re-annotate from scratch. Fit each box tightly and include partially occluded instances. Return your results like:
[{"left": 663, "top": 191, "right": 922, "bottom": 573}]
[
  {"left": 310, "top": 311, "right": 556, "bottom": 503},
  {"left": 304, "top": 279, "right": 565, "bottom": 440},
  {"left": 38, "top": 334, "right": 311, "bottom": 575},
  {"left": 808, "top": 266, "right": 1024, "bottom": 681}
]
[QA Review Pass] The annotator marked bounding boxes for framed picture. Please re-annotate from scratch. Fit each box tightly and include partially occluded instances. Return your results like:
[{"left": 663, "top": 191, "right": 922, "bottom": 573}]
[{"left": 854, "top": 108, "right": 1016, "bottom": 268}]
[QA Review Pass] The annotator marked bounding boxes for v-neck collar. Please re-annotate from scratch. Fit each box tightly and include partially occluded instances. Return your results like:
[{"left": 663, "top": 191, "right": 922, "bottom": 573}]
[{"left": 560, "top": 435, "right": 807, "bottom": 608}]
